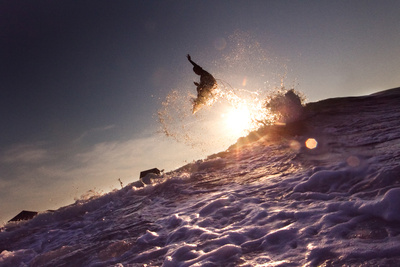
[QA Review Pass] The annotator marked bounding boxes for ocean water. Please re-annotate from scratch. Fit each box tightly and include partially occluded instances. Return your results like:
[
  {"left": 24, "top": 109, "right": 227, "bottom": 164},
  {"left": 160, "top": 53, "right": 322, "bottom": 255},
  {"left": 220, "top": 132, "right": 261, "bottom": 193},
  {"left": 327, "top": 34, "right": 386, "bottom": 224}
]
[{"left": 1, "top": 87, "right": 400, "bottom": 266}]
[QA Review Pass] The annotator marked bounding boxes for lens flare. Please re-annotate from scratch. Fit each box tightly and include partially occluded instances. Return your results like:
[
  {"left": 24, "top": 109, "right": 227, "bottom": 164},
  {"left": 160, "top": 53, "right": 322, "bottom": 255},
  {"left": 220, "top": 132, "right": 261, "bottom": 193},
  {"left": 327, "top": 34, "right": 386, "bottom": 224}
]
[
  {"left": 217, "top": 88, "right": 276, "bottom": 139},
  {"left": 242, "top": 77, "right": 247, "bottom": 86},
  {"left": 305, "top": 138, "right": 318, "bottom": 149},
  {"left": 223, "top": 105, "right": 252, "bottom": 137},
  {"left": 157, "top": 84, "right": 288, "bottom": 152}
]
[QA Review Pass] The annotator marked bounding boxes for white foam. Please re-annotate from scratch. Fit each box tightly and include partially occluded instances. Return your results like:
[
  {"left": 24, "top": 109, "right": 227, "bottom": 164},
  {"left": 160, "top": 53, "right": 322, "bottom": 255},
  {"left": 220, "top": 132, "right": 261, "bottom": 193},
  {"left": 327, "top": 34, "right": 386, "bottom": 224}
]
[
  {"left": 2, "top": 89, "right": 400, "bottom": 266},
  {"left": 294, "top": 169, "right": 352, "bottom": 193},
  {"left": 358, "top": 188, "right": 400, "bottom": 221},
  {"left": 172, "top": 244, "right": 242, "bottom": 267},
  {"left": 0, "top": 249, "right": 37, "bottom": 266}
]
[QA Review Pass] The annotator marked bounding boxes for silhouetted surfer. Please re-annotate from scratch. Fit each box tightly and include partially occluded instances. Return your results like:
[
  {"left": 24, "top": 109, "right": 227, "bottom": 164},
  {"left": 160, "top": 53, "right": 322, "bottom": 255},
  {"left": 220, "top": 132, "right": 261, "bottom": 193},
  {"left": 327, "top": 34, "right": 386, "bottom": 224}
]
[{"left": 187, "top": 54, "right": 217, "bottom": 113}]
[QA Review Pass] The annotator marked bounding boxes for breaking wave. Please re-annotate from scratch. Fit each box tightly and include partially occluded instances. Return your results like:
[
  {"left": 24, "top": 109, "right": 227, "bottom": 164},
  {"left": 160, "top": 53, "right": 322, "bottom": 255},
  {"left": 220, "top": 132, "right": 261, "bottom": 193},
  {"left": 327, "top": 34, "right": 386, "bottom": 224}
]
[
  {"left": 157, "top": 84, "right": 305, "bottom": 152},
  {"left": 2, "top": 87, "right": 400, "bottom": 266}
]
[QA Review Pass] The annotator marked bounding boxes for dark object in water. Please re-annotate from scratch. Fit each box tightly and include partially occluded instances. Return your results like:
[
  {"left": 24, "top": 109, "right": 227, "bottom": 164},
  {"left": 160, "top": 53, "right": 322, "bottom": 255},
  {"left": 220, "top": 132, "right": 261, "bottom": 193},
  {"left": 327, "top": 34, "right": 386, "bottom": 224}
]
[
  {"left": 9, "top": 210, "right": 38, "bottom": 222},
  {"left": 140, "top": 168, "right": 161, "bottom": 179},
  {"left": 140, "top": 168, "right": 164, "bottom": 185}
]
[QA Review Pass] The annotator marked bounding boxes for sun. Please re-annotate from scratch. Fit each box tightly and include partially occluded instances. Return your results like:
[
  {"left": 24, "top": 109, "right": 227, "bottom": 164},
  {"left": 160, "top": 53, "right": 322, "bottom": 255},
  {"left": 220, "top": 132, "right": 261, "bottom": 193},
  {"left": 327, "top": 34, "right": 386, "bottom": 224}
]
[{"left": 222, "top": 104, "right": 253, "bottom": 137}]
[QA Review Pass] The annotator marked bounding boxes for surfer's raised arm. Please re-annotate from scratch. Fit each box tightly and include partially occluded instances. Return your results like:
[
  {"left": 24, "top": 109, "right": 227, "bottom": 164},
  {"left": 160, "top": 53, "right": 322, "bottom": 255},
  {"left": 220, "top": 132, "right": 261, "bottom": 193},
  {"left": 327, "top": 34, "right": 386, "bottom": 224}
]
[
  {"left": 187, "top": 54, "right": 207, "bottom": 77},
  {"left": 187, "top": 54, "right": 199, "bottom": 68}
]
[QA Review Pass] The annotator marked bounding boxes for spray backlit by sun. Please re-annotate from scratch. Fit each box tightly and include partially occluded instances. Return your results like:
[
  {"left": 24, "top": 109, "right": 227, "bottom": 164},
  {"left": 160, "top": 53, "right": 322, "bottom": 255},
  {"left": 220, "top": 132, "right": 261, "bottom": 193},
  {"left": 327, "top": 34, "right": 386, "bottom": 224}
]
[
  {"left": 157, "top": 30, "right": 302, "bottom": 153},
  {"left": 217, "top": 88, "right": 276, "bottom": 139},
  {"left": 223, "top": 105, "right": 252, "bottom": 137},
  {"left": 157, "top": 84, "right": 279, "bottom": 153}
]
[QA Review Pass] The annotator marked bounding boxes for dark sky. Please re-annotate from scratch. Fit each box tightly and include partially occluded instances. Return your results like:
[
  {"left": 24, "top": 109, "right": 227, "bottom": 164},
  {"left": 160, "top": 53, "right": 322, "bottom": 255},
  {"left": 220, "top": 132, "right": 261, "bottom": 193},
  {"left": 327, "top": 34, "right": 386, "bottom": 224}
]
[
  {"left": 2, "top": 1, "right": 168, "bottom": 145},
  {"left": 1, "top": 0, "right": 400, "bottom": 222}
]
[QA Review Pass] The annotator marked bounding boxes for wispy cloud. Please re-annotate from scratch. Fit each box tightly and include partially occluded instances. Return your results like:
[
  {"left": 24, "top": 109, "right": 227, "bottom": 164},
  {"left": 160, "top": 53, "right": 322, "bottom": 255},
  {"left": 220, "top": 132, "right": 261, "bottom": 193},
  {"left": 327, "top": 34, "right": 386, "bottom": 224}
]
[
  {"left": 0, "top": 143, "right": 49, "bottom": 164},
  {"left": 73, "top": 124, "right": 116, "bottom": 144},
  {"left": 0, "top": 132, "right": 204, "bottom": 223}
]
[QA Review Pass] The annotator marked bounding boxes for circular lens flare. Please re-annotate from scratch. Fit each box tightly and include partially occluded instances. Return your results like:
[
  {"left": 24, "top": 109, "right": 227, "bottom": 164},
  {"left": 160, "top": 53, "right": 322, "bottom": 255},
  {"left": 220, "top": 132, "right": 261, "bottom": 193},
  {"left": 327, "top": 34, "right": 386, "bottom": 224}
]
[{"left": 305, "top": 138, "right": 318, "bottom": 149}]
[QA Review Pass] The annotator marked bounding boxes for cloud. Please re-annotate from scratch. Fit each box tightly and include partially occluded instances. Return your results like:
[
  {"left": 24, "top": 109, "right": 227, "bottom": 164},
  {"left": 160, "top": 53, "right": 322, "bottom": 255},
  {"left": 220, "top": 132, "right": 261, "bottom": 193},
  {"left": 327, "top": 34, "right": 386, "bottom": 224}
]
[
  {"left": 0, "top": 143, "right": 49, "bottom": 164},
  {"left": 73, "top": 124, "right": 116, "bottom": 144},
  {"left": 0, "top": 131, "right": 205, "bottom": 223},
  {"left": 72, "top": 135, "right": 194, "bottom": 180}
]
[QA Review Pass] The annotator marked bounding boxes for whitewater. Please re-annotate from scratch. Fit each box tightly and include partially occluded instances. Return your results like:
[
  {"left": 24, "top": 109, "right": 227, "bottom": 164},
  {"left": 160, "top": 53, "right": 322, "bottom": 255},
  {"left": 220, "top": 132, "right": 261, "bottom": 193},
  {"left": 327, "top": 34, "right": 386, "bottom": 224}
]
[{"left": 1, "top": 87, "right": 400, "bottom": 266}]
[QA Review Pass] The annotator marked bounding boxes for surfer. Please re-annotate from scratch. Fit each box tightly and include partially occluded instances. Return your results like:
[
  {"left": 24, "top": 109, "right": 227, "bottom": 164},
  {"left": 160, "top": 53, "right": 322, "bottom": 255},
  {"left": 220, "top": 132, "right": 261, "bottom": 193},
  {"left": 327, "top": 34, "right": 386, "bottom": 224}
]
[{"left": 187, "top": 54, "right": 217, "bottom": 110}]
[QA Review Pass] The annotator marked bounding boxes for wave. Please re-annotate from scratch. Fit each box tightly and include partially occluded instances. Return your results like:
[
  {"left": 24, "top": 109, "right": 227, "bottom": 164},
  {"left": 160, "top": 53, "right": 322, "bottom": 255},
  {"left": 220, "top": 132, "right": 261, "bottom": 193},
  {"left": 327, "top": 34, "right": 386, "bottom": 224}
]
[{"left": 1, "top": 87, "right": 400, "bottom": 266}]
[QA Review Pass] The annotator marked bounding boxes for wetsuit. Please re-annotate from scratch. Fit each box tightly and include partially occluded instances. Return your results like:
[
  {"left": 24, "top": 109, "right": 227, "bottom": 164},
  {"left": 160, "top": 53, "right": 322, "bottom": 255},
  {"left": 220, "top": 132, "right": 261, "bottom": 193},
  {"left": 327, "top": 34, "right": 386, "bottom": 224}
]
[{"left": 187, "top": 55, "right": 217, "bottom": 99}]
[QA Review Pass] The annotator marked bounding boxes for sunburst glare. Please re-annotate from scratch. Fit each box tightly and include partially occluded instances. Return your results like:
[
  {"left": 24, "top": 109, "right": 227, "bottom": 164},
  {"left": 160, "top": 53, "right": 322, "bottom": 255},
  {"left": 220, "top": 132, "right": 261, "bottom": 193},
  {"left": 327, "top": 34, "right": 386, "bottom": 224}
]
[
  {"left": 216, "top": 87, "right": 278, "bottom": 140},
  {"left": 157, "top": 82, "right": 305, "bottom": 156},
  {"left": 222, "top": 104, "right": 252, "bottom": 137},
  {"left": 158, "top": 86, "right": 276, "bottom": 153}
]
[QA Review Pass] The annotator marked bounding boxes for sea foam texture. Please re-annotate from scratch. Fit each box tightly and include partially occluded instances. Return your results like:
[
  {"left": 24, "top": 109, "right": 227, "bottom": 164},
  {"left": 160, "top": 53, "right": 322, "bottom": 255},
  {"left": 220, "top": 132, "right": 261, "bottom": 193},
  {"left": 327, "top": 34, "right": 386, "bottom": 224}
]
[{"left": 1, "top": 87, "right": 400, "bottom": 266}]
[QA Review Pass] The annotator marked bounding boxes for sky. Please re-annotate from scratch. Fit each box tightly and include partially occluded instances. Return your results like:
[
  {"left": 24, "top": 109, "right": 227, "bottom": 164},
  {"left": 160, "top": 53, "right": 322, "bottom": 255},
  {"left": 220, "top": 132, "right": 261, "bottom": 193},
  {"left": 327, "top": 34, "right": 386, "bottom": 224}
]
[{"left": 1, "top": 0, "right": 400, "bottom": 223}]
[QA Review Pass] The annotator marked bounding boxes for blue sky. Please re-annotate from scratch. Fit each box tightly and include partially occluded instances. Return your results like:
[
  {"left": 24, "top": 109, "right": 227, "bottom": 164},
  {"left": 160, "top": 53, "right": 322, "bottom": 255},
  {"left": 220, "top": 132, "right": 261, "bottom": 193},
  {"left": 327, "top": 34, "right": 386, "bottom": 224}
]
[{"left": 1, "top": 0, "right": 400, "bottom": 223}]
